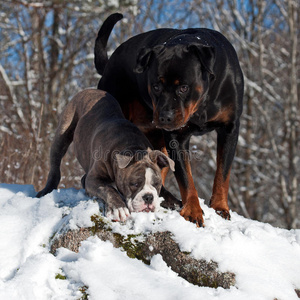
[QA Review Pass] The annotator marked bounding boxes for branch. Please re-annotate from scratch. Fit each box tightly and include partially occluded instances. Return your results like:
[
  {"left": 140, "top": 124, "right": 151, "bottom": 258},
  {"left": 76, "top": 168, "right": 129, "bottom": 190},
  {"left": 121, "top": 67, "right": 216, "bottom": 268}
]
[{"left": 0, "top": 64, "right": 28, "bottom": 128}]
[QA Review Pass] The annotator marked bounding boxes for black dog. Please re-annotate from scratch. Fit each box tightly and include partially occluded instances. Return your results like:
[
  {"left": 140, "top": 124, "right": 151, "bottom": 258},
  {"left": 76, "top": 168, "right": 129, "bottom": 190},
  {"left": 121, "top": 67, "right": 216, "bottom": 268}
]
[{"left": 94, "top": 13, "right": 243, "bottom": 226}]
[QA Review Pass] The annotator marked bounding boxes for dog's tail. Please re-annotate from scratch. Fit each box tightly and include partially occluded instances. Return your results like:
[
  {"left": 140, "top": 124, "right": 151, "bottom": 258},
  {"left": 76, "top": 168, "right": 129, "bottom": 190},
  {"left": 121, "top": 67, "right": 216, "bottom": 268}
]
[{"left": 94, "top": 13, "right": 123, "bottom": 75}]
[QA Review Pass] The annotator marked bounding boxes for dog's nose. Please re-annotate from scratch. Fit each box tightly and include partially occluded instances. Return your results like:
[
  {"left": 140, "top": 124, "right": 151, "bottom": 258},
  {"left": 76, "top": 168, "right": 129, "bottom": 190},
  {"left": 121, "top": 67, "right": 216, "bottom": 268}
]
[
  {"left": 142, "top": 193, "right": 154, "bottom": 204},
  {"left": 159, "top": 111, "right": 175, "bottom": 124}
]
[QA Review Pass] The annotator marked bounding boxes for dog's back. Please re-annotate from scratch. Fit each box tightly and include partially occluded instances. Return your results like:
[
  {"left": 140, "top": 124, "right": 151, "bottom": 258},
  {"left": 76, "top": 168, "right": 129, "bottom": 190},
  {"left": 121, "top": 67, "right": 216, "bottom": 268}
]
[
  {"left": 72, "top": 90, "right": 152, "bottom": 173},
  {"left": 36, "top": 89, "right": 124, "bottom": 197},
  {"left": 37, "top": 89, "right": 152, "bottom": 198}
]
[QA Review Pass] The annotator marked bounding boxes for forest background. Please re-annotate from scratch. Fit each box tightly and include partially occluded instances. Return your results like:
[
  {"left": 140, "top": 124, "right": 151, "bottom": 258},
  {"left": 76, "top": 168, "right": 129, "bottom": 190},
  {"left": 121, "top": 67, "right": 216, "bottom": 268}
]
[{"left": 0, "top": 0, "right": 299, "bottom": 229}]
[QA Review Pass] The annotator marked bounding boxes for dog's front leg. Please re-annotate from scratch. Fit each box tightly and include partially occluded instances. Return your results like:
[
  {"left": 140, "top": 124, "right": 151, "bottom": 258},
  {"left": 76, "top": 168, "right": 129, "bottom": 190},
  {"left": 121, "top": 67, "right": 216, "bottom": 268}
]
[
  {"left": 164, "top": 132, "right": 204, "bottom": 227},
  {"left": 160, "top": 186, "right": 182, "bottom": 210},
  {"left": 85, "top": 174, "right": 130, "bottom": 222},
  {"left": 209, "top": 121, "right": 240, "bottom": 220}
]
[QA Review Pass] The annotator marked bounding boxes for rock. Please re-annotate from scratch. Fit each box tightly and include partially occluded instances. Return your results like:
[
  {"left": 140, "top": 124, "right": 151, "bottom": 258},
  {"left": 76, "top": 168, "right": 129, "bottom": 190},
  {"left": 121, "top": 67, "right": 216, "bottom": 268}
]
[{"left": 50, "top": 215, "right": 236, "bottom": 289}]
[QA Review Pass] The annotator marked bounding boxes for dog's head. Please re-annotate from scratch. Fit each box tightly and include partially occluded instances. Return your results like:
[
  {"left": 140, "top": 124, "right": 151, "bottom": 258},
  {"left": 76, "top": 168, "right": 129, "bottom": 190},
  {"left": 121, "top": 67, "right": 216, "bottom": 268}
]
[
  {"left": 115, "top": 149, "right": 174, "bottom": 213},
  {"left": 135, "top": 41, "right": 215, "bottom": 131}
]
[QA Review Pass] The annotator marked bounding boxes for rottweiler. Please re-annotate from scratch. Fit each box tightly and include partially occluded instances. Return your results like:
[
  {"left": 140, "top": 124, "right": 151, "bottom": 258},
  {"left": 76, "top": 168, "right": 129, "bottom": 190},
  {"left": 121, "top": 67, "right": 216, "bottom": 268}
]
[{"left": 94, "top": 13, "right": 243, "bottom": 226}]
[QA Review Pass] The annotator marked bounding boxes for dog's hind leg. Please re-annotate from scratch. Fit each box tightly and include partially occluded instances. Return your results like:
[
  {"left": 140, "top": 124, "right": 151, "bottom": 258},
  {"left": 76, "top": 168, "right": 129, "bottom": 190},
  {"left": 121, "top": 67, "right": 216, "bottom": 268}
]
[
  {"left": 36, "top": 103, "right": 78, "bottom": 197},
  {"left": 81, "top": 174, "right": 86, "bottom": 189}
]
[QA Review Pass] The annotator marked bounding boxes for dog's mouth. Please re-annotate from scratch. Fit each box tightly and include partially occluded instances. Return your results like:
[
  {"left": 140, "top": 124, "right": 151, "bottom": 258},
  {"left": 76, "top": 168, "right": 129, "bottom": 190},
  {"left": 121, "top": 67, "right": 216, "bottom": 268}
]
[
  {"left": 152, "top": 118, "right": 186, "bottom": 130},
  {"left": 141, "top": 205, "right": 155, "bottom": 212},
  {"left": 142, "top": 207, "right": 152, "bottom": 212},
  {"left": 152, "top": 113, "right": 188, "bottom": 131},
  {"left": 153, "top": 121, "right": 188, "bottom": 132},
  {"left": 141, "top": 204, "right": 155, "bottom": 212},
  {"left": 128, "top": 200, "right": 157, "bottom": 213},
  {"left": 139, "top": 203, "right": 156, "bottom": 213},
  {"left": 155, "top": 123, "right": 186, "bottom": 131}
]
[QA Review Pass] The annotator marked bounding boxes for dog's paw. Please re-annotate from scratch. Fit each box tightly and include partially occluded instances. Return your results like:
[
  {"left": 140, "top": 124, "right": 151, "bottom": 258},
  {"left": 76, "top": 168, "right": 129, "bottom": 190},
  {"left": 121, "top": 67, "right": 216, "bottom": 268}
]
[
  {"left": 160, "top": 187, "right": 182, "bottom": 211},
  {"left": 106, "top": 206, "right": 130, "bottom": 222},
  {"left": 209, "top": 200, "right": 231, "bottom": 220},
  {"left": 216, "top": 209, "right": 231, "bottom": 220},
  {"left": 180, "top": 203, "right": 204, "bottom": 227}
]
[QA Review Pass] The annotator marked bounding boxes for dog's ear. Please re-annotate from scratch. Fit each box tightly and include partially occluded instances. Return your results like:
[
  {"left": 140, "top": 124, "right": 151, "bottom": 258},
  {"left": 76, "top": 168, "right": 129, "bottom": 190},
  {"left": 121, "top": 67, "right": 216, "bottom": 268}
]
[
  {"left": 188, "top": 44, "right": 215, "bottom": 78},
  {"left": 134, "top": 47, "right": 153, "bottom": 73},
  {"left": 134, "top": 45, "right": 165, "bottom": 73},
  {"left": 149, "top": 150, "right": 175, "bottom": 172},
  {"left": 116, "top": 154, "right": 134, "bottom": 169}
]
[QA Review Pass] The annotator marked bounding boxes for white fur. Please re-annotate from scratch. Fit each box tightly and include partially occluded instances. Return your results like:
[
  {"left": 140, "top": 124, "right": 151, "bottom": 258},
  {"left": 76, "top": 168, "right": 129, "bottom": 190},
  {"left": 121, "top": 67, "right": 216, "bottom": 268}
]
[{"left": 127, "top": 168, "right": 161, "bottom": 212}]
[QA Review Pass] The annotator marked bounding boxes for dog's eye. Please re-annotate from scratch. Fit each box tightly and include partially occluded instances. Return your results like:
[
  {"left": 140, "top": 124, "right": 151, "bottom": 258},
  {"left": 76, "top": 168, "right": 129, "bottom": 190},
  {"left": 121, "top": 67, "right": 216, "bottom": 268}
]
[
  {"left": 179, "top": 85, "right": 189, "bottom": 94},
  {"left": 152, "top": 84, "right": 161, "bottom": 93},
  {"left": 153, "top": 180, "right": 161, "bottom": 188},
  {"left": 130, "top": 182, "right": 141, "bottom": 188}
]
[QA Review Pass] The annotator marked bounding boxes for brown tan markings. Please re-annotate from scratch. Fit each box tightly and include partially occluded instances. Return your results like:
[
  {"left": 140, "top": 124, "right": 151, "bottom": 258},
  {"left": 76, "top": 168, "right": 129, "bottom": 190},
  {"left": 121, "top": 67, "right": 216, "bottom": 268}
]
[
  {"left": 208, "top": 106, "right": 234, "bottom": 124},
  {"left": 183, "top": 100, "right": 200, "bottom": 124},
  {"left": 177, "top": 154, "right": 204, "bottom": 226},
  {"left": 195, "top": 85, "right": 203, "bottom": 94},
  {"left": 159, "top": 77, "right": 165, "bottom": 84},
  {"left": 210, "top": 144, "right": 231, "bottom": 219},
  {"left": 160, "top": 146, "right": 169, "bottom": 185},
  {"left": 182, "top": 85, "right": 204, "bottom": 124},
  {"left": 128, "top": 97, "right": 153, "bottom": 129}
]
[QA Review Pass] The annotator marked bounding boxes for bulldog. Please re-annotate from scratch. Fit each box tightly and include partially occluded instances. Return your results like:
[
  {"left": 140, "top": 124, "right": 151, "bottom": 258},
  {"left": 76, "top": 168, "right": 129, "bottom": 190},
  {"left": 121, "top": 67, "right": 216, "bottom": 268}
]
[{"left": 37, "top": 89, "right": 175, "bottom": 221}]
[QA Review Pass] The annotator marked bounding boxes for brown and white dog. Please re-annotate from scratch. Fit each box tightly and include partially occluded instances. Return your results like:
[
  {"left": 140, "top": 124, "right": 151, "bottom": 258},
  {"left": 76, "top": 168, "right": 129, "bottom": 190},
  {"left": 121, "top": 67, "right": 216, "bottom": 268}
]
[{"left": 37, "top": 89, "right": 176, "bottom": 221}]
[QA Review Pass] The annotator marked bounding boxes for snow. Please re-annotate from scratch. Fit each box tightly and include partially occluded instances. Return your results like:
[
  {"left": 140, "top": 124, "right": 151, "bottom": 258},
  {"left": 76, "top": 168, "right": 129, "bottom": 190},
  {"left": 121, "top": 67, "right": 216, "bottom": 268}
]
[{"left": 0, "top": 183, "right": 299, "bottom": 300}]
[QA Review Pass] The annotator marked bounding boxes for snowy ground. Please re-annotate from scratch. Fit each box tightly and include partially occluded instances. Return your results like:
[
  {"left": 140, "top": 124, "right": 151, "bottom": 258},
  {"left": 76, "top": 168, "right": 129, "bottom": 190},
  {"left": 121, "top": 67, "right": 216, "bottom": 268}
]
[{"left": 0, "top": 183, "right": 300, "bottom": 300}]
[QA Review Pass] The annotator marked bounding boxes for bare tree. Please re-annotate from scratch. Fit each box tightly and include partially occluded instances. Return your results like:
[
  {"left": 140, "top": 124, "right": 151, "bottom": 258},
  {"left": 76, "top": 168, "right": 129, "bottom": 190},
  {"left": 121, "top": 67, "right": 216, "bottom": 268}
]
[{"left": 0, "top": 0, "right": 138, "bottom": 189}]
